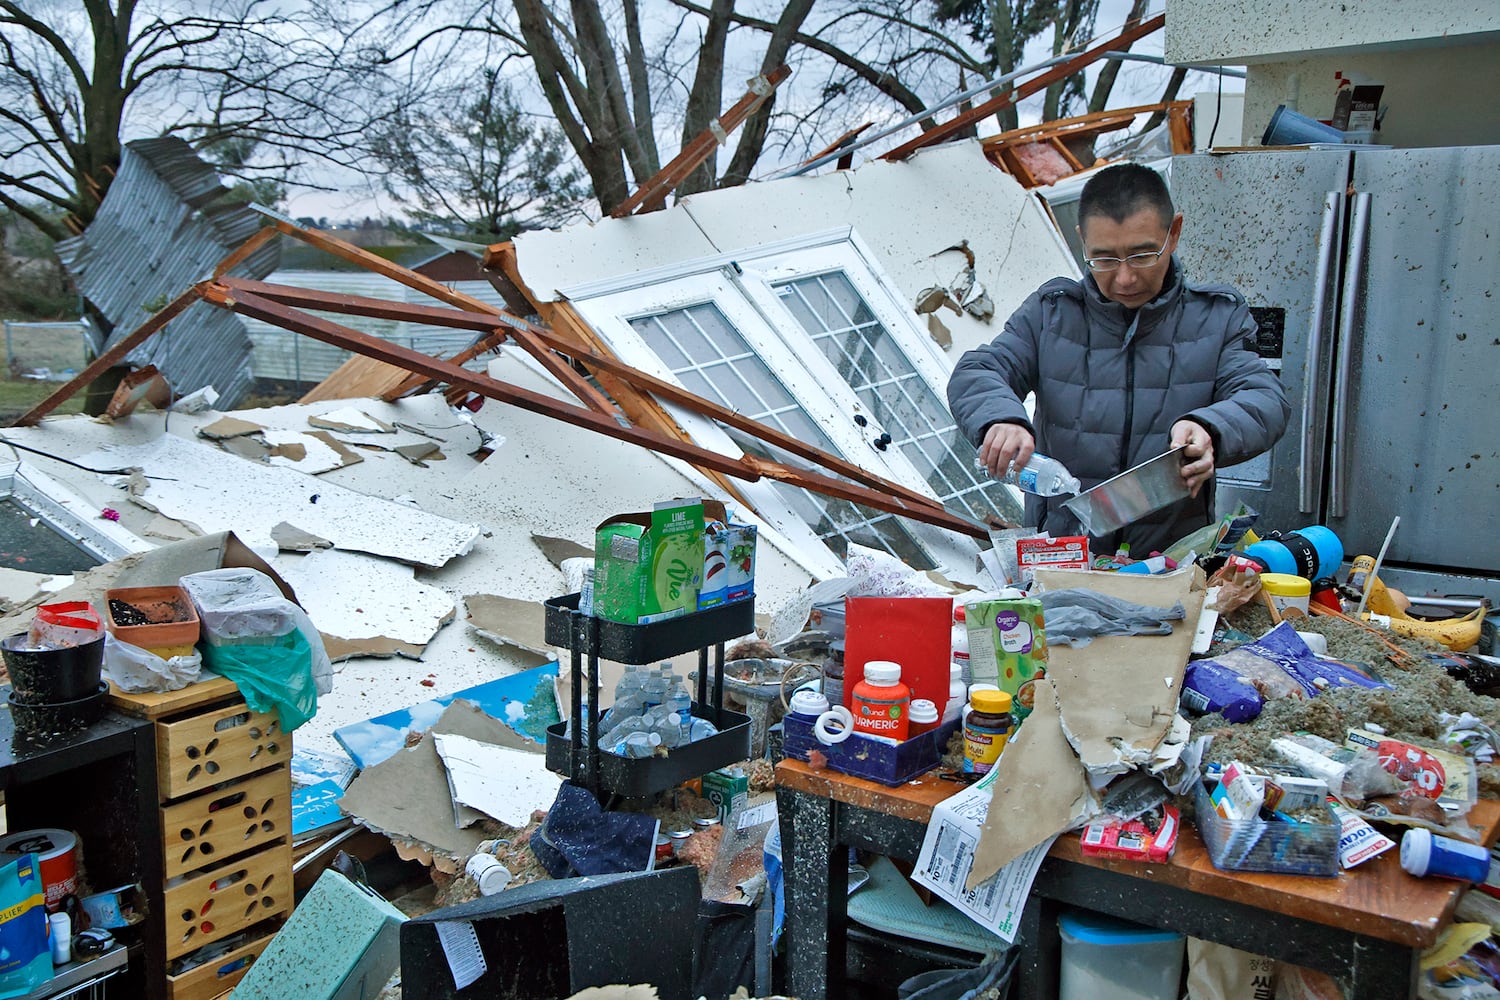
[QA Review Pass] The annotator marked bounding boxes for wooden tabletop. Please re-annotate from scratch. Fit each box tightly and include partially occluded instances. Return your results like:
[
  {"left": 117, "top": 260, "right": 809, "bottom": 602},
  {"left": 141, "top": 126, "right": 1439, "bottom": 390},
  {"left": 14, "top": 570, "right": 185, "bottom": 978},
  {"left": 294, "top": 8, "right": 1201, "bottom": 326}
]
[{"left": 776, "top": 758, "right": 1500, "bottom": 950}]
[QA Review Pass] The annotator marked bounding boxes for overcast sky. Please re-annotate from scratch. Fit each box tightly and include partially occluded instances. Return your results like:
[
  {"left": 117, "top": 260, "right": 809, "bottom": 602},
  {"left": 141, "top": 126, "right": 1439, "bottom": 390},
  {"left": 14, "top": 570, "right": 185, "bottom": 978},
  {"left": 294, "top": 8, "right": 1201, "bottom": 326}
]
[{"left": 282, "top": 0, "right": 1240, "bottom": 223}]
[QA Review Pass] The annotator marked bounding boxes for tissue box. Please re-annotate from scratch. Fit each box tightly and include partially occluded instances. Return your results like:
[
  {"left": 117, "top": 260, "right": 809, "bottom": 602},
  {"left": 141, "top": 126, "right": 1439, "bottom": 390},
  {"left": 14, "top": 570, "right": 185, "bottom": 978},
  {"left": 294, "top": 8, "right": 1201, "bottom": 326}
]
[{"left": 594, "top": 499, "right": 705, "bottom": 624}]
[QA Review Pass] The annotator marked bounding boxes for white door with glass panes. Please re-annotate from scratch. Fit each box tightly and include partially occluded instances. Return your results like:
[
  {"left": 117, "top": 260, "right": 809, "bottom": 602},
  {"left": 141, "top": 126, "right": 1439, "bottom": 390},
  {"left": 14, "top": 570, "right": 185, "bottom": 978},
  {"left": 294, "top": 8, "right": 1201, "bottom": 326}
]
[{"left": 566, "top": 232, "right": 1018, "bottom": 573}]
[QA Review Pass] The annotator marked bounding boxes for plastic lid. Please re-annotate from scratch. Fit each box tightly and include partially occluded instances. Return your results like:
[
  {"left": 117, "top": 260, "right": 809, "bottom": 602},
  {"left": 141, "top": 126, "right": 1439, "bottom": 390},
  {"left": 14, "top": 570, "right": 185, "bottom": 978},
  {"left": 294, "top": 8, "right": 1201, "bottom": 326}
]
[
  {"left": 863, "top": 660, "right": 903, "bottom": 685},
  {"left": 1057, "top": 909, "right": 1182, "bottom": 945},
  {"left": 969, "top": 683, "right": 999, "bottom": 695},
  {"left": 1260, "top": 572, "right": 1311, "bottom": 596},
  {"left": 954, "top": 604, "right": 967, "bottom": 623},
  {"left": 951, "top": 663, "right": 964, "bottom": 680},
  {"left": 909, "top": 699, "right": 939, "bottom": 723},
  {"left": 970, "top": 689, "right": 1012, "bottom": 713},
  {"left": 789, "top": 689, "right": 830, "bottom": 717},
  {"left": 1400, "top": 827, "right": 1431, "bottom": 877}
]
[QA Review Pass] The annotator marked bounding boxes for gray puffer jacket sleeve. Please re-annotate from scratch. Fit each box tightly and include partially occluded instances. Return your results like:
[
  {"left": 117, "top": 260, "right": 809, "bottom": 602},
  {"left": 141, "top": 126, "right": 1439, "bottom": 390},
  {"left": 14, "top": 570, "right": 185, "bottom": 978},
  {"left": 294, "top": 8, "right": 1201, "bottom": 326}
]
[{"left": 1177, "top": 291, "right": 1290, "bottom": 468}]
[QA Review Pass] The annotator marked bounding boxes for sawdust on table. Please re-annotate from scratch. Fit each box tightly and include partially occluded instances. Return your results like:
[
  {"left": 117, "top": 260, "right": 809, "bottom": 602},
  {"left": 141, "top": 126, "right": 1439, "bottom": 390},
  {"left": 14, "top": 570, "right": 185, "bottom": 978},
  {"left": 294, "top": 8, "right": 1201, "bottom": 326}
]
[{"left": 1192, "top": 604, "right": 1500, "bottom": 797}]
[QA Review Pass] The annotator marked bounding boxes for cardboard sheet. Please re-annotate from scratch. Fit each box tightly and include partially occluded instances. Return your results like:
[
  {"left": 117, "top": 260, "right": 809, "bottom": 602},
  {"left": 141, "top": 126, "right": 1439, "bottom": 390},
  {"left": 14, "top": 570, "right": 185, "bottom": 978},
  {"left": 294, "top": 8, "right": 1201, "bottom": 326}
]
[
  {"left": 337, "top": 701, "right": 510, "bottom": 862},
  {"left": 1033, "top": 566, "right": 1206, "bottom": 778},
  {"left": 967, "top": 678, "right": 1094, "bottom": 886}
]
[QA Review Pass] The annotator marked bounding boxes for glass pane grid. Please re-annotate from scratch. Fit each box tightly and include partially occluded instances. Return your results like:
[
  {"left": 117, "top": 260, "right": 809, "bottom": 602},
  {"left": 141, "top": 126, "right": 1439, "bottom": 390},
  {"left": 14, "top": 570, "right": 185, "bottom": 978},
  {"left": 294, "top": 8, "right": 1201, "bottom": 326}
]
[
  {"left": 630, "top": 302, "right": 930, "bottom": 567},
  {"left": 775, "top": 274, "right": 1002, "bottom": 511}
]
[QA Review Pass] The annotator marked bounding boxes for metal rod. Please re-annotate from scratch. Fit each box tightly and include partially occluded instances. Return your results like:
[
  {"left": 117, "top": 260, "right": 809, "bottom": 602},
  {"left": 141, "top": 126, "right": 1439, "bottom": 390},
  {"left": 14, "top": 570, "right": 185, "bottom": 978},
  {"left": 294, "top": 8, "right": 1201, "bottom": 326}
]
[
  {"left": 1328, "top": 191, "right": 1371, "bottom": 519},
  {"left": 1300, "top": 191, "right": 1342, "bottom": 514}
]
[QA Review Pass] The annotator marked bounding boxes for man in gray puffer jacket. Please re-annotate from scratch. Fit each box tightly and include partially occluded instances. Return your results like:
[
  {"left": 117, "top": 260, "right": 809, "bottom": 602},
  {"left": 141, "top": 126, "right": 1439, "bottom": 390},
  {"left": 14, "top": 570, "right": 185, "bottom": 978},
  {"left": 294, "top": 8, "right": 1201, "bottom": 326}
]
[{"left": 948, "top": 163, "right": 1289, "bottom": 556}]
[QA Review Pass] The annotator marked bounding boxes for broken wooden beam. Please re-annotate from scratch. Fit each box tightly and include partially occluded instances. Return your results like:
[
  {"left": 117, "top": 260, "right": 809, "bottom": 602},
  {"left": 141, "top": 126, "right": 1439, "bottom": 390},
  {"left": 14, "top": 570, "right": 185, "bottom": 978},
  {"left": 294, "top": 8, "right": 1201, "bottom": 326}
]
[
  {"left": 610, "top": 64, "right": 791, "bottom": 218},
  {"left": 881, "top": 14, "right": 1165, "bottom": 162},
  {"left": 10, "top": 282, "right": 205, "bottom": 427}
]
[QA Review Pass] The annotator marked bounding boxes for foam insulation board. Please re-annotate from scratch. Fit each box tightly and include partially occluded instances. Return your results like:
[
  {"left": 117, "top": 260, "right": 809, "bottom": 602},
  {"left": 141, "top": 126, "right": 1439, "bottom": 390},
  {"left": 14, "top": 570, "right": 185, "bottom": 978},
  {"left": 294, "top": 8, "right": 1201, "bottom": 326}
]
[
  {"left": 276, "top": 548, "right": 455, "bottom": 654},
  {"left": 72, "top": 434, "right": 481, "bottom": 567},
  {"left": 1033, "top": 566, "right": 1207, "bottom": 779}
]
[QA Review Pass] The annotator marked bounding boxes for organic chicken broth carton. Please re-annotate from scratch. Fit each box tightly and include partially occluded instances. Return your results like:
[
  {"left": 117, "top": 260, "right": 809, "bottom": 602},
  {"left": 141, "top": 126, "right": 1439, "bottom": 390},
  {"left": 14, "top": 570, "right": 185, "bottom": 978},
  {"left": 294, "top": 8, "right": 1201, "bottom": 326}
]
[
  {"left": 965, "top": 598, "right": 1048, "bottom": 720},
  {"left": 594, "top": 499, "right": 705, "bottom": 624}
]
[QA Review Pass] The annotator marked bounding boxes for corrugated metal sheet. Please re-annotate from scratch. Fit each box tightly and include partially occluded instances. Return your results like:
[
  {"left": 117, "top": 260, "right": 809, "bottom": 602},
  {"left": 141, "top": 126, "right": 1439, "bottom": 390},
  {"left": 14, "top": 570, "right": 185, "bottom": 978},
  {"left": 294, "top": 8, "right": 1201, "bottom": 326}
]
[
  {"left": 55, "top": 136, "right": 280, "bottom": 406},
  {"left": 241, "top": 271, "right": 498, "bottom": 383}
]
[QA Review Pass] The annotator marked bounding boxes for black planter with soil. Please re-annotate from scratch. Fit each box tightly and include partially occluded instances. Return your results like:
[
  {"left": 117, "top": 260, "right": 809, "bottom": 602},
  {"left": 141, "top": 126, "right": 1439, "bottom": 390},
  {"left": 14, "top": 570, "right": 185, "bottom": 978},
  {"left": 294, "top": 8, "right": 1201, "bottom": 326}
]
[{"left": 1, "top": 632, "right": 105, "bottom": 704}]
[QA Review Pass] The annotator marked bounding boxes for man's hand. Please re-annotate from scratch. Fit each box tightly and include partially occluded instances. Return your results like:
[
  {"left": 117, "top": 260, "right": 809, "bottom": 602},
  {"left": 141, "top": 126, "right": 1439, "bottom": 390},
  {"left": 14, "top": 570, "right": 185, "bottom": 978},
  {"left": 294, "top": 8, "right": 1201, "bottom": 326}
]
[
  {"left": 979, "top": 422, "right": 1036, "bottom": 480},
  {"left": 1170, "top": 419, "right": 1215, "bottom": 497}
]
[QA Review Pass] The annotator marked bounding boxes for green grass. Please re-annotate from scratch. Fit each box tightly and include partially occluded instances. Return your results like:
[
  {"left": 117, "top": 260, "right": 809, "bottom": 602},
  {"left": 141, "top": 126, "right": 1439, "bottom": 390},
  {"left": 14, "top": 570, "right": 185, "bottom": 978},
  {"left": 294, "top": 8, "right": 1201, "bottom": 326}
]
[{"left": 0, "top": 379, "right": 87, "bottom": 424}]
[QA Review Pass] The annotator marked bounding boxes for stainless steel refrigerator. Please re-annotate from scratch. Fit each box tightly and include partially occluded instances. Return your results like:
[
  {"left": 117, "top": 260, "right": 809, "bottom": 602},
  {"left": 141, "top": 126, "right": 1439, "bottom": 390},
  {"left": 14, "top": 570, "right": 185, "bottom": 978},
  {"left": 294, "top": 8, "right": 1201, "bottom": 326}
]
[{"left": 1171, "top": 146, "right": 1500, "bottom": 605}]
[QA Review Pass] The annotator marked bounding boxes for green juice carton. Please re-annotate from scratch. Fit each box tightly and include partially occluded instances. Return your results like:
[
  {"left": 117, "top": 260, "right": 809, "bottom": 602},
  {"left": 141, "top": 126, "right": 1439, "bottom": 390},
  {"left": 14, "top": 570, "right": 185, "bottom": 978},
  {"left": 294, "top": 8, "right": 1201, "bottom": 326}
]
[
  {"left": 594, "top": 499, "right": 705, "bottom": 624},
  {"left": 965, "top": 598, "right": 1048, "bottom": 720}
]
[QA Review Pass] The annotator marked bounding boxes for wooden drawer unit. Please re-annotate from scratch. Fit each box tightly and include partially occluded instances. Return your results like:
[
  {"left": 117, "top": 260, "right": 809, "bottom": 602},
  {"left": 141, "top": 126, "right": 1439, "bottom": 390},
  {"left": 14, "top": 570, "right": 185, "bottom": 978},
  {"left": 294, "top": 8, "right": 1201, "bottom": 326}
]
[
  {"left": 166, "top": 922, "right": 281, "bottom": 1000},
  {"left": 157, "top": 701, "right": 287, "bottom": 800},
  {"left": 165, "top": 840, "right": 294, "bottom": 960},
  {"left": 162, "top": 764, "right": 291, "bottom": 880}
]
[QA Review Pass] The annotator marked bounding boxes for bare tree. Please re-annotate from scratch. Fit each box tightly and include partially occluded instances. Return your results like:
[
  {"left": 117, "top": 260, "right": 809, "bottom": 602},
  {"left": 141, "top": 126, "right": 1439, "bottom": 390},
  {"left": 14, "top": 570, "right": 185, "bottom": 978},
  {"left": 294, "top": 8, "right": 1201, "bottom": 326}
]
[
  {"left": 0, "top": 0, "right": 395, "bottom": 242},
  {"left": 369, "top": 68, "right": 588, "bottom": 239}
]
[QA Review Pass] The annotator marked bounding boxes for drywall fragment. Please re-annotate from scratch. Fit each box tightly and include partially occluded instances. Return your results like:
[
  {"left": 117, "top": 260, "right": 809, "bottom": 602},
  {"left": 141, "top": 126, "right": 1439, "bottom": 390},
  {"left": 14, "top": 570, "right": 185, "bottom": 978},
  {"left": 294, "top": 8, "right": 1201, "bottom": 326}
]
[
  {"left": 532, "top": 534, "right": 592, "bottom": 568},
  {"left": 434, "top": 731, "right": 561, "bottom": 828},
  {"left": 271, "top": 522, "right": 333, "bottom": 552},
  {"left": 277, "top": 548, "right": 455, "bottom": 655},
  {"left": 197, "top": 415, "right": 266, "bottom": 439},
  {"left": 396, "top": 442, "right": 443, "bottom": 466},
  {"left": 308, "top": 407, "right": 396, "bottom": 434},
  {"left": 465, "top": 594, "right": 550, "bottom": 658}
]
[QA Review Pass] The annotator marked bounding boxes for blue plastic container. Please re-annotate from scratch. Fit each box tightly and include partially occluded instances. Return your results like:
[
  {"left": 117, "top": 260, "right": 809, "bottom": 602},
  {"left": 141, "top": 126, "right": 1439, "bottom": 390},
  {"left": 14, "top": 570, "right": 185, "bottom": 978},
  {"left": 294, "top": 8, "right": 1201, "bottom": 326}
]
[
  {"left": 1243, "top": 525, "right": 1343, "bottom": 582},
  {"left": 1058, "top": 910, "right": 1184, "bottom": 1000}
]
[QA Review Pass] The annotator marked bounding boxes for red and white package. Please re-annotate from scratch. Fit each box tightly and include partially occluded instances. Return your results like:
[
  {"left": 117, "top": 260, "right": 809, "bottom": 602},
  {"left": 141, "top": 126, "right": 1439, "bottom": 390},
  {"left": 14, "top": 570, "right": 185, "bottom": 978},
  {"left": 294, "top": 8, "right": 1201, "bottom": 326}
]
[
  {"left": 1016, "top": 535, "right": 1090, "bottom": 571},
  {"left": 1080, "top": 805, "right": 1180, "bottom": 863}
]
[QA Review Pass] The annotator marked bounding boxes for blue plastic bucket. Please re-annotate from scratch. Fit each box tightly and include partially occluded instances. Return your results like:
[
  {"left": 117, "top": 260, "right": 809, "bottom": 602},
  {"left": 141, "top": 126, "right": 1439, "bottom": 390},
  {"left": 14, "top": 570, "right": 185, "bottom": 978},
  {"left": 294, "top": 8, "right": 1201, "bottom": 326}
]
[{"left": 1262, "top": 105, "right": 1347, "bottom": 146}]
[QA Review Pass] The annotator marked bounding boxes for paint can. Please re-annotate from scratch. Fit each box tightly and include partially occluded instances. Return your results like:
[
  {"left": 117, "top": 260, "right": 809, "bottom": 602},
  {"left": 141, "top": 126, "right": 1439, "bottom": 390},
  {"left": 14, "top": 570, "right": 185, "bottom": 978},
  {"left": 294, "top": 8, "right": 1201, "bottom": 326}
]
[{"left": 0, "top": 829, "right": 77, "bottom": 911}]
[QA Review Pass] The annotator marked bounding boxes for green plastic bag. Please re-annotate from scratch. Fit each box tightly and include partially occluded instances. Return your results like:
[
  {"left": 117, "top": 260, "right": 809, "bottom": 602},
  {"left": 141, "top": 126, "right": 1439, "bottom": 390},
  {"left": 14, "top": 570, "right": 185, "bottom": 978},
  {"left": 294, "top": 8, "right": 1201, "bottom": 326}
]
[{"left": 198, "top": 629, "right": 318, "bottom": 732}]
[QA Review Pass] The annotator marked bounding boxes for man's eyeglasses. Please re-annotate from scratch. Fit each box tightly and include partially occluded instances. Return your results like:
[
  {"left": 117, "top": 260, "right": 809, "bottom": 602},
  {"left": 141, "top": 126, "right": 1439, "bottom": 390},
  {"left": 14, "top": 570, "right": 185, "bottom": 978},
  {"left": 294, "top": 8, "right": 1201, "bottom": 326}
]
[{"left": 1083, "top": 234, "right": 1170, "bottom": 273}]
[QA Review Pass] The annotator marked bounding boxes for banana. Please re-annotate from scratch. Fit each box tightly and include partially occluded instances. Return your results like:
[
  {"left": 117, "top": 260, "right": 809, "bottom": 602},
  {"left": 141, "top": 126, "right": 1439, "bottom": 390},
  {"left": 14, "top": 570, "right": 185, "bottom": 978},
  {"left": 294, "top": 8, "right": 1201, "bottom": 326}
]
[
  {"left": 1361, "top": 607, "right": 1485, "bottom": 651},
  {"left": 1349, "top": 553, "right": 1487, "bottom": 651}
]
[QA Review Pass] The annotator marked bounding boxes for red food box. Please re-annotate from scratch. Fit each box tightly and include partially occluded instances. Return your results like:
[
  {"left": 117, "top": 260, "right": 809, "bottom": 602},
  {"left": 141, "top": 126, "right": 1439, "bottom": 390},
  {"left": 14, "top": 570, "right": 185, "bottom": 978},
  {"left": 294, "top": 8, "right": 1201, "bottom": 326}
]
[
  {"left": 1016, "top": 535, "right": 1090, "bottom": 571},
  {"left": 1079, "top": 805, "right": 1180, "bottom": 863}
]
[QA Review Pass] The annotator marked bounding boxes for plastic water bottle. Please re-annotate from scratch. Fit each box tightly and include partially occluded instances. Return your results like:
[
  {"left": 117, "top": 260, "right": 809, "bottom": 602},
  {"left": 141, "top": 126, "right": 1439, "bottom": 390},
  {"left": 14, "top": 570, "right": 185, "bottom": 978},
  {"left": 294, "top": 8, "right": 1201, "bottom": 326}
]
[
  {"left": 976, "top": 452, "right": 1081, "bottom": 496},
  {"left": 606, "top": 665, "right": 647, "bottom": 728},
  {"left": 666, "top": 670, "right": 694, "bottom": 746},
  {"left": 643, "top": 664, "right": 668, "bottom": 712}
]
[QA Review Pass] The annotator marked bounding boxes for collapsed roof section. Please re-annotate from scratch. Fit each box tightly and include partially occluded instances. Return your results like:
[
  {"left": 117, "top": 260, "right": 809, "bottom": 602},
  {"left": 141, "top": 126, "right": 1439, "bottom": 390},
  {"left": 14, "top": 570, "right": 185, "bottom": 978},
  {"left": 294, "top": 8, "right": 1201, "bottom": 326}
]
[{"left": 54, "top": 137, "right": 279, "bottom": 407}]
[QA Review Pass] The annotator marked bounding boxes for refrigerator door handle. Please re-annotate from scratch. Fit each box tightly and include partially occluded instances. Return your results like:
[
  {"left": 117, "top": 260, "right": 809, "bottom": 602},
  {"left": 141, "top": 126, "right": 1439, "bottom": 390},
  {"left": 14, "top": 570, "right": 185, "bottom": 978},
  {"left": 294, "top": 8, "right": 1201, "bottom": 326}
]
[
  {"left": 1300, "top": 191, "right": 1344, "bottom": 514},
  {"left": 1329, "top": 191, "right": 1371, "bottom": 519}
]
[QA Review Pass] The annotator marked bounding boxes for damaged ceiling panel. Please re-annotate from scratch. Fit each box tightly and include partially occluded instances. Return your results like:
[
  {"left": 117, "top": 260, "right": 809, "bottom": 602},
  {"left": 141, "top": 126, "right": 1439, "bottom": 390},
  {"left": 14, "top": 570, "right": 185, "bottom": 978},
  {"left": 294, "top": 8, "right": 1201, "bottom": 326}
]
[
  {"left": 54, "top": 136, "right": 279, "bottom": 407},
  {"left": 276, "top": 548, "right": 456, "bottom": 660},
  {"left": 0, "top": 428, "right": 481, "bottom": 568}
]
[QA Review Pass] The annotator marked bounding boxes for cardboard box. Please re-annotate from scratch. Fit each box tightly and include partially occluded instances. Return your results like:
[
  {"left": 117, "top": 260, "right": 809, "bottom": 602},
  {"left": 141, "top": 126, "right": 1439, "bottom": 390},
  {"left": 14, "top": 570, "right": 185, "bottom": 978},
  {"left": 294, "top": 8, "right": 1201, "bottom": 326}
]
[
  {"left": 701, "top": 766, "right": 749, "bottom": 822},
  {"left": 594, "top": 499, "right": 705, "bottom": 624},
  {"left": 1331, "top": 77, "right": 1383, "bottom": 132},
  {"left": 699, "top": 516, "right": 756, "bottom": 610},
  {"left": 965, "top": 597, "right": 1048, "bottom": 719}
]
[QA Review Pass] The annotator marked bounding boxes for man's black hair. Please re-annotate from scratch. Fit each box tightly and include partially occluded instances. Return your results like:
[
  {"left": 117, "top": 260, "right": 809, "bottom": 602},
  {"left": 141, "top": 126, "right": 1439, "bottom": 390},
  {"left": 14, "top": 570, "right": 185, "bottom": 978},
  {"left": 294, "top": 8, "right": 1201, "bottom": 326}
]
[{"left": 1078, "top": 163, "right": 1174, "bottom": 229}]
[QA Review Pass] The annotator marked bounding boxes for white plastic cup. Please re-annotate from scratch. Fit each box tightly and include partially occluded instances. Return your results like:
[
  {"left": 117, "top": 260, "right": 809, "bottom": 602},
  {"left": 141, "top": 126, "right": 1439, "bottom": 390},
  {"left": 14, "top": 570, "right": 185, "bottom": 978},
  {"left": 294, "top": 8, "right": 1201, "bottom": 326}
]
[
  {"left": 465, "top": 853, "right": 513, "bottom": 895},
  {"left": 1401, "top": 827, "right": 1492, "bottom": 882},
  {"left": 49, "top": 911, "right": 70, "bottom": 965}
]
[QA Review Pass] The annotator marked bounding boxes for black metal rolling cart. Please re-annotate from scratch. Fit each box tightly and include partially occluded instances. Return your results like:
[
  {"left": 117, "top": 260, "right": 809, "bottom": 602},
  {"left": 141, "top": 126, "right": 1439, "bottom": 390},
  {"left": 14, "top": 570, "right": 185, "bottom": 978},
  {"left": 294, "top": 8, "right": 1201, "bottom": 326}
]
[{"left": 542, "top": 594, "right": 755, "bottom": 798}]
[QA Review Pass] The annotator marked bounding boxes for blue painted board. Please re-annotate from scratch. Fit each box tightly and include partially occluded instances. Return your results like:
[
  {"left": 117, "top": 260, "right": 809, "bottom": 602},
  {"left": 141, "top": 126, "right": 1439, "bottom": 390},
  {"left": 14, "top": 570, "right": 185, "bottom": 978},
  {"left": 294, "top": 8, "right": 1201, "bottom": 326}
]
[{"left": 332, "top": 662, "right": 559, "bottom": 770}]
